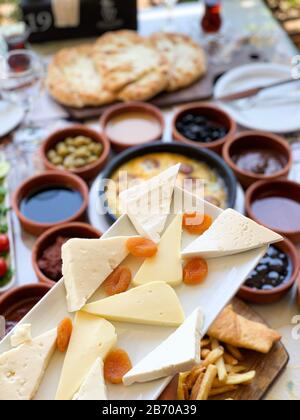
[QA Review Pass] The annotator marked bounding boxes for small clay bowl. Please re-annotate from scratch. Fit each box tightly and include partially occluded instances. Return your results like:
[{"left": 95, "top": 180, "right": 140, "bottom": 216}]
[
  {"left": 32, "top": 222, "right": 102, "bottom": 286},
  {"left": 223, "top": 131, "right": 292, "bottom": 189},
  {"left": 172, "top": 103, "right": 237, "bottom": 154},
  {"left": 238, "top": 237, "right": 300, "bottom": 304},
  {"left": 12, "top": 170, "right": 89, "bottom": 236},
  {"left": 245, "top": 179, "right": 300, "bottom": 244},
  {"left": 100, "top": 102, "right": 165, "bottom": 152},
  {"left": 0, "top": 283, "right": 52, "bottom": 335},
  {"left": 41, "top": 125, "right": 110, "bottom": 181}
]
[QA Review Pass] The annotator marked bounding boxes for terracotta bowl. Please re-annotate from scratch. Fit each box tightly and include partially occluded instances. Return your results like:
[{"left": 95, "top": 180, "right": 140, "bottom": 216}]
[
  {"left": 41, "top": 125, "right": 110, "bottom": 181},
  {"left": 32, "top": 222, "right": 102, "bottom": 286},
  {"left": 245, "top": 179, "right": 300, "bottom": 244},
  {"left": 0, "top": 283, "right": 51, "bottom": 335},
  {"left": 12, "top": 170, "right": 89, "bottom": 236},
  {"left": 238, "top": 237, "right": 300, "bottom": 304},
  {"left": 223, "top": 131, "right": 292, "bottom": 189},
  {"left": 172, "top": 103, "right": 237, "bottom": 154},
  {"left": 100, "top": 102, "right": 165, "bottom": 152}
]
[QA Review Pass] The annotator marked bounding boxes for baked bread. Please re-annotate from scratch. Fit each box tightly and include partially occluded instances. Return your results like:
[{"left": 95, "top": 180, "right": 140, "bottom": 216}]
[
  {"left": 208, "top": 305, "right": 281, "bottom": 354},
  {"left": 47, "top": 45, "right": 115, "bottom": 108},
  {"left": 93, "top": 30, "right": 169, "bottom": 101},
  {"left": 150, "top": 32, "right": 207, "bottom": 92}
]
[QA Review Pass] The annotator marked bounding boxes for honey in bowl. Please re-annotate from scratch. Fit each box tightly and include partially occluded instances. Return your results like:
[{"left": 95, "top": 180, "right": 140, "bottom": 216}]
[
  {"left": 20, "top": 186, "right": 83, "bottom": 224},
  {"left": 105, "top": 111, "right": 162, "bottom": 145}
]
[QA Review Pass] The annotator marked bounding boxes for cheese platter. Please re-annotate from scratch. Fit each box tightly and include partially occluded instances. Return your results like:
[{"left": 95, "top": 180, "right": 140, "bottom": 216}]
[{"left": 0, "top": 165, "right": 284, "bottom": 400}]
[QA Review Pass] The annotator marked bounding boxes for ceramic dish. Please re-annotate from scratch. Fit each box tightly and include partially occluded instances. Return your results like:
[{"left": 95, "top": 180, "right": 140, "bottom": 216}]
[
  {"left": 12, "top": 171, "right": 89, "bottom": 236},
  {"left": 223, "top": 131, "right": 292, "bottom": 188},
  {"left": 172, "top": 103, "right": 236, "bottom": 154},
  {"left": 0, "top": 187, "right": 267, "bottom": 400},
  {"left": 100, "top": 142, "right": 237, "bottom": 223},
  {"left": 238, "top": 237, "right": 299, "bottom": 304},
  {"left": 100, "top": 102, "right": 165, "bottom": 152},
  {"left": 245, "top": 179, "right": 300, "bottom": 244},
  {"left": 214, "top": 63, "right": 300, "bottom": 133},
  {"left": 32, "top": 222, "right": 102, "bottom": 286},
  {"left": 0, "top": 284, "right": 51, "bottom": 336},
  {"left": 41, "top": 125, "right": 110, "bottom": 181}
]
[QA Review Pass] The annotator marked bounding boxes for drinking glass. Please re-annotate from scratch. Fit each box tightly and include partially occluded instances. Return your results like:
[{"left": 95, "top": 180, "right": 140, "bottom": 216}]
[
  {"left": 162, "top": 0, "right": 179, "bottom": 32},
  {"left": 0, "top": 49, "right": 45, "bottom": 151}
]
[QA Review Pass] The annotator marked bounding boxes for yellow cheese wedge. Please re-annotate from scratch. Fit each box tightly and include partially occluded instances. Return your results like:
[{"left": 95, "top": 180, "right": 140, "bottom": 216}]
[
  {"left": 133, "top": 214, "right": 183, "bottom": 287},
  {"left": 55, "top": 312, "right": 117, "bottom": 400},
  {"left": 83, "top": 282, "right": 185, "bottom": 327}
]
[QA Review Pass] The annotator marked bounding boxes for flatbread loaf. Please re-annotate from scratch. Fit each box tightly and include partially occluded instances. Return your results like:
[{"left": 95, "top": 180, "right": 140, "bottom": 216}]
[
  {"left": 93, "top": 30, "right": 169, "bottom": 101},
  {"left": 46, "top": 45, "right": 115, "bottom": 108},
  {"left": 150, "top": 32, "right": 207, "bottom": 92},
  {"left": 208, "top": 305, "right": 281, "bottom": 354}
]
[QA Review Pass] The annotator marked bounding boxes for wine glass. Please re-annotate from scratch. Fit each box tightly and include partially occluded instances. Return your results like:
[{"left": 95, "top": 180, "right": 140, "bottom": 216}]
[{"left": 0, "top": 49, "right": 45, "bottom": 151}]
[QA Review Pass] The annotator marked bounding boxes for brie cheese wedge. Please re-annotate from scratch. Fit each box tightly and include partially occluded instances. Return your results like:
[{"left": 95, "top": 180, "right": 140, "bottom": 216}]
[
  {"left": 10, "top": 324, "right": 32, "bottom": 348},
  {"left": 83, "top": 282, "right": 185, "bottom": 327},
  {"left": 182, "top": 209, "right": 283, "bottom": 259},
  {"left": 0, "top": 328, "right": 57, "bottom": 400},
  {"left": 56, "top": 312, "right": 116, "bottom": 400},
  {"left": 73, "top": 358, "right": 107, "bottom": 401},
  {"left": 123, "top": 308, "right": 203, "bottom": 386},
  {"left": 119, "top": 164, "right": 180, "bottom": 243},
  {"left": 133, "top": 214, "right": 183, "bottom": 287},
  {"left": 62, "top": 236, "right": 134, "bottom": 312}
]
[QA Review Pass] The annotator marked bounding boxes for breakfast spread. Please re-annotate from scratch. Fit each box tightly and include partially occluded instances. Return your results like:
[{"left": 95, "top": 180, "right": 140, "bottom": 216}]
[
  {"left": 20, "top": 186, "right": 83, "bottom": 225},
  {"left": 46, "top": 31, "right": 206, "bottom": 108},
  {"left": 175, "top": 112, "right": 228, "bottom": 144},
  {"left": 47, "top": 135, "right": 103, "bottom": 170},
  {"left": 244, "top": 245, "right": 292, "bottom": 291},
  {"left": 37, "top": 236, "right": 68, "bottom": 282},
  {"left": 233, "top": 149, "right": 285, "bottom": 175},
  {"left": 105, "top": 111, "right": 162, "bottom": 145},
  {"left": 0, "top": 166, "right": 285, "bottom": 400},
  {"left": 251, "top": 196, "right": 300, "bottom": 232},
  {"left": 107, "top": 153, "right": 228, "bottom": 214}
]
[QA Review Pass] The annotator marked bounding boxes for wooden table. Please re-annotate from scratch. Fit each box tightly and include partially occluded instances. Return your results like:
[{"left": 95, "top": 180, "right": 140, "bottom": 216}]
[{"left": 2, "top": 0, "right": 300, "bottom": 400}]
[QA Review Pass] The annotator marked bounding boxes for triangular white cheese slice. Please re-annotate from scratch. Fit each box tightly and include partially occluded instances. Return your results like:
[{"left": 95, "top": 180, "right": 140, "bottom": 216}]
[
  {"left": 123, "top": 308, "right": 203, "bottom": 386},
  {"left": 133, "top": 214, "right": 183, "bottom": 287},
  {"left": 56, "top": 312, "right": 116, "bottom": 401},
  {"left": 119, "top": 164, "right": 180, "bottom": 243},
  {"left": 83, "top": 282, "right": 185, "bottom": 327},
  {"left": 73, "top": 358, "right": 107, "bottom": 401},
  {"left": 0, "top": 328, "right": 57, "bottom": 400},
  {"left": 62, "top": 236, "right": 135, "bottom": 312},
  {"left": 182, "top": 209, "right": 283, "bottom": 259}
]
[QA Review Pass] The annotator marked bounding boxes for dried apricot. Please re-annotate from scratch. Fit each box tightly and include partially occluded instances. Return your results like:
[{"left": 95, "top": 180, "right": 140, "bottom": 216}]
[
  {"left": 104, "top": 348, "right": 132, "bottom": 384},
  {"left": 103, "top": 266, "right": 132, "bottom": 296},
  {"left": 182, "top": 213, "right": 212, "bottom": 235},
  {"left": 183, "top": 258, "right": 208, "bottom": 285},
  {"left": 57, "top": 318, "right": 73, "bottom": 352},
  {"left": 127, "top": 237, "right": 158, "bottom": 258}
]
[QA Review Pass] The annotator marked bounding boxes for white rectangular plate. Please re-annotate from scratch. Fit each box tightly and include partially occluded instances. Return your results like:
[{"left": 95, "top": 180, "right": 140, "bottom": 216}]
[{"left": 0, "top": 188, "right": 267, "bottom": 400}]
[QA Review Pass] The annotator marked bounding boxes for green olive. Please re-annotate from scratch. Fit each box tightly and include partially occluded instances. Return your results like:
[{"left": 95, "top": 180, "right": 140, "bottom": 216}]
[
  {"left": 87, "top": 155, "right": 98, "bottom": 164},
  {"left": 74, "top": 146, "right": 90, "bottom": 159},
  {"left": 89, "top": 143, "right": 103, "bottom": 156},
  {"left": 63, "top": 155, "right": 76, "bottom": 169},
  {"left": 65, "top": 137, "right": 76, "bottom": 146},
  {"left": 74, "top": 158, "right": 87, "bottom": 168},
  {"left": 52, "top": 155, "right": 63, "bottom": 165},
  {"left": 47, "top": 150, "right": 57, "bottom": 161},
  {"left": 56, "top": 142, "right": 69, "bottom": 157},
  {"left": 74, "top": 136, "right": 91, "bottom": 147}
]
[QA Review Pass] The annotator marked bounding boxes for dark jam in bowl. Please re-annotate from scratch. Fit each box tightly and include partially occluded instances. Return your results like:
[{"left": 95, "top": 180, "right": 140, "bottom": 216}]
[
  {"left": 233, "top": 149, "right": 285, "bottom": 175},
  {"left": 176, "top": 113, "right": 228, "bottom": 143},
  {"left": 245, "top": 245, "right": 292, "bottom": 291},
  {"left": 20, "top": 186, "right": 83, "bottom": 224},
  {"left": 4, "top": 297, "right": 40, "bottom": 334}
]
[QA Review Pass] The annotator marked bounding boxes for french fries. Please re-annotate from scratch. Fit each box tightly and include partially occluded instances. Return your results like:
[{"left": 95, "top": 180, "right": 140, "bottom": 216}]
[{"left": 177, "top": 335, "right": 258, "bottom": 401}]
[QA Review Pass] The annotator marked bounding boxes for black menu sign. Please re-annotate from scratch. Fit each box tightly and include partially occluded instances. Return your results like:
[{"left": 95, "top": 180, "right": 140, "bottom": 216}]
[{"left": 21, "top": 0, "right": 138, "bottom": 43}]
